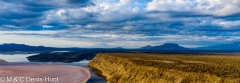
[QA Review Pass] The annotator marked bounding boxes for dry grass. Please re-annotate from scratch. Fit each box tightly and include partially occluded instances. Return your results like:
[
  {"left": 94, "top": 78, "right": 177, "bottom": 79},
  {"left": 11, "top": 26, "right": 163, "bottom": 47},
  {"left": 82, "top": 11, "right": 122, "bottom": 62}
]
[
  {"left": 147, "top": 60, "right": 176, "bottom": 63},
  {"left": 182, "top": 61, "right": 207, "bottom": 64},
  {"left": 88, "top": 53, "right": 240, "bottom": 83}
]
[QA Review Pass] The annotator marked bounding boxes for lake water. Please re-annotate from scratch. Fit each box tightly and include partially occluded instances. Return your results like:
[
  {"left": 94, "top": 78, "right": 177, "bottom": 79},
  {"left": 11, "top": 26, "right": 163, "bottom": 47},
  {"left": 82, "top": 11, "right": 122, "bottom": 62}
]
[
  {"left": 0, "top": 53, "right": 38, "bottom": 62},
  {"left": 0, "top": 53, "right": 106, "bottom": 83}
]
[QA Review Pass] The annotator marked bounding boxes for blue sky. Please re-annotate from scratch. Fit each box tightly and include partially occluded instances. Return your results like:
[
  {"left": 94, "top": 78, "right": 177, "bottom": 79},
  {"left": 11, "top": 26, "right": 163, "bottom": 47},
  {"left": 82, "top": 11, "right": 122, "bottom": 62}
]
[{"left": 0, "top": 0, "right": 240, "bottom": 48}]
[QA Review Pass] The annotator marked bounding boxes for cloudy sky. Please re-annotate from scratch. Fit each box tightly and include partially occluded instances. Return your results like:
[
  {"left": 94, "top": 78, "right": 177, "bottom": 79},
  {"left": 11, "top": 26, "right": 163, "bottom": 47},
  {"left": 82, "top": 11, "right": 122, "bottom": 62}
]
[{"left": 0, "top": 0, "right": 240, "bottom": 48}]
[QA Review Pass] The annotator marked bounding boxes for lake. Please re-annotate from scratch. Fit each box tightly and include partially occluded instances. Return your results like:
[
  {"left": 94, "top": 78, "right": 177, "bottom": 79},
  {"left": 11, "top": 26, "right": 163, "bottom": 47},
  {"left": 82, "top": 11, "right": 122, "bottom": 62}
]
[{"left": 0, "top": 53, "right": 106, "bottom": 83}]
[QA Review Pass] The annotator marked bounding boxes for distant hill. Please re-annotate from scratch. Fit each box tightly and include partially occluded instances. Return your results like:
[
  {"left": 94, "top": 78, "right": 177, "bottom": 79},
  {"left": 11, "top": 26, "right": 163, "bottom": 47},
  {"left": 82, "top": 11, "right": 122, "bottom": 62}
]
[
  {"left": 0, "top": 43, "right": 125, "bottom": 52},
  {"left": 141, "top": 45, "right": 152, "bottom": 49},
  {"left": 197, "top": 42, "right": 240, "bottom": 51},
  {"left": 0, "top": 43, "right": 54, "bottom": 51},
  {"left": 0, "top": 43, "right": 80, "bottom": 52},
  {"left": 113, "top": 47, "right": 125, "bottom": 49},
  {"left": 2, "top": 42, "right": 240, "bottom": 52},
  {"left": 141, "top": 43, "right": 189, "bottom": 50}
]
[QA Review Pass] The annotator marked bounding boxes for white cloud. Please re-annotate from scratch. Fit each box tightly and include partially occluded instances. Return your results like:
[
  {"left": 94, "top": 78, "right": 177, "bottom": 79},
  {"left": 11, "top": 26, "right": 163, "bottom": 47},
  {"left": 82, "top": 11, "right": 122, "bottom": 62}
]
[
  {"left": 93, "top": 1, "right": 140, "bottom": 22},
  {"left": 132, "top": 7, "right": 140, "bottom": 12},
  {"left": 212, "top": 20, "right": 240, "bottom": 28},
  {"left": 1, "top": 0, "right": 240, "bottom": 48},
  {"left": 197, "top": 0, "right": 240, "bottom": 16},
  {"left": 2, "top": 25, "right": 20, "bottom": 28},
  {"left": 41, "top": 8, "right": 89, "bottom": 24},
  {"left": 146, "top": 0, "right": 196, "bottom": 11},
  {"left": 146, "top": 0, "right": 240, "bottom": 16},
  {"left": 42, "top": 25, "right": 53, "bottom": 28},
  {"left": 119, "top": 0, "right": 132, "bottom": 5}
]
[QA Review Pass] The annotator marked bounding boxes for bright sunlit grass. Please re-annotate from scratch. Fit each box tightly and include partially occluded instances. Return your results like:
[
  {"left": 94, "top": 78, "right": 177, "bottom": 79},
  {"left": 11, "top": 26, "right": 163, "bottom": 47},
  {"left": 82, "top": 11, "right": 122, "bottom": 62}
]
[{"left": 88, "top": 53, "right": 240, "bottom": 83}]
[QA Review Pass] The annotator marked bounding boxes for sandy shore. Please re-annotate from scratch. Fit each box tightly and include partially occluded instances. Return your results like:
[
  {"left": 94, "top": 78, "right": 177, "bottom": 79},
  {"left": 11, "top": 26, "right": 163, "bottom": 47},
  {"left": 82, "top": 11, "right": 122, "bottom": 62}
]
[{"left": 0, "top": 59, "right": 90, "bottom": 83}]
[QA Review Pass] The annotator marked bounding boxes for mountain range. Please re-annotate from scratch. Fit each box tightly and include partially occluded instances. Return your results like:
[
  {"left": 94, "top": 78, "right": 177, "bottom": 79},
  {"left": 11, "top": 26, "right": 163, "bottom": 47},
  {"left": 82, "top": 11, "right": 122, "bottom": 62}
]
[
  {"left": 0, "top": 42, "right": 240, "bottom": 52},
  {"left": 140, "top": 42, "right": 240, "bottom": 51},
  {"left": 196, "top": 42, "right": 240, "bottom": 51},
  {"left": 0, "top": 43, "right": 79, "bottom": 52},
  {"left": 140, "top": 43, "right": 189, "bottom": 50}
]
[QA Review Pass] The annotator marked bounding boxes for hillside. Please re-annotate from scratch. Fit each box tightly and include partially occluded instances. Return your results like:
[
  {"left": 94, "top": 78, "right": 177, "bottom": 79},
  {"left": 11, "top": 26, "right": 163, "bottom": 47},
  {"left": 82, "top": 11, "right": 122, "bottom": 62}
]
[{"left": 88, "top": 53, "right": 240, "bottom": 83}]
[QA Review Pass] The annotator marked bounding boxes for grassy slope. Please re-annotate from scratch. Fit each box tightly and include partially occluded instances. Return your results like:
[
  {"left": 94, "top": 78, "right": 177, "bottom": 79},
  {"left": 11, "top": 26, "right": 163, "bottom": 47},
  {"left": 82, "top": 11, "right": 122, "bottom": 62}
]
[{"left": 87, "top": 53, "right": 240, "bottom": 83}]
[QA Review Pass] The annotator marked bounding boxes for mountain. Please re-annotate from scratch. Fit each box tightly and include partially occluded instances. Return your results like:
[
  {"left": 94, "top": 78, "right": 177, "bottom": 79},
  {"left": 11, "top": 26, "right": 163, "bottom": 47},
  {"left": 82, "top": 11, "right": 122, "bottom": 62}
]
[
  {"left": 197, "top": 42, "right": 240, "bottom": 50},
  {"left": 0, "top": 43, "right": 81, "bottom": 52},
  {"left": 3, "top": 42, "right": 240, "bottom": 52},
  {"left": 0, "top": 43, "right": 53, "bottom": 51},
  {"left": 0, "top": 43, "right": 126, "bottom": 52},
  {"left": 113, "top": 47, "right": 125, "bottom": 49},
  {"left": 141, "top": 43, "right": 189, "bottom": 50},
  {"left": 140, "top": 45, "right": 152, "bottom": 49}
]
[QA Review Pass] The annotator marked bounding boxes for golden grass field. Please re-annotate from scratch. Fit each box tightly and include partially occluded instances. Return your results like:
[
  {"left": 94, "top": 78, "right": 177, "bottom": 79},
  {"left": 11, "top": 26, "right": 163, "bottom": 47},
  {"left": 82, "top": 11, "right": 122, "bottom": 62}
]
[{"left": 88, "top": 53, "right": 240, "bottom": 83}]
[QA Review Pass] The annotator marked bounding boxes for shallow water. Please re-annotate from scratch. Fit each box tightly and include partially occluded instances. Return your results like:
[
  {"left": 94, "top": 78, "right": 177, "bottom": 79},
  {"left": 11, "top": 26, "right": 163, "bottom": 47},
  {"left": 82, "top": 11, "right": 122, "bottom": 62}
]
[
  {"left": 0, "top": 53, "right": 38, "bottom": 62},
  {"left": 0, "top": 53, "right": 106, "bottom": 83}
]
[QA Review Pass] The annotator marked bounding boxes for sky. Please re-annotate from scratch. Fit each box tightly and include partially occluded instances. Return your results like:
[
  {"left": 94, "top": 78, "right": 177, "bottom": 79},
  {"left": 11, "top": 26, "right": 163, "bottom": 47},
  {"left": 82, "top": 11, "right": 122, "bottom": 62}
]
[{"left": 0, "top": 0, "right": 240, "bottom": 48}]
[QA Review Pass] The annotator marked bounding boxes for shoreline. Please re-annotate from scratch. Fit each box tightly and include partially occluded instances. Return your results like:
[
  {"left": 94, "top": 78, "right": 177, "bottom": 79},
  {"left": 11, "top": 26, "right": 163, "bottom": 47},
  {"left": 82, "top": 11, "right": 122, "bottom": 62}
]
[{"left": 0, "top": 59, "right": 91, "bottom": 83}]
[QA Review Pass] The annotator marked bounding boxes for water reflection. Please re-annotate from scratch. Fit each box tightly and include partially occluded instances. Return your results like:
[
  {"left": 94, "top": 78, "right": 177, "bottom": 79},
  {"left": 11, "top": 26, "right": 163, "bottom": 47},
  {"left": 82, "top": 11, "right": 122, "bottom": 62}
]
[
  {"left": 0, "top": 53, "right": 38, "bottom": 62},
  {"left": 0, "top": 53, "right": 106, "bottom": 83}
]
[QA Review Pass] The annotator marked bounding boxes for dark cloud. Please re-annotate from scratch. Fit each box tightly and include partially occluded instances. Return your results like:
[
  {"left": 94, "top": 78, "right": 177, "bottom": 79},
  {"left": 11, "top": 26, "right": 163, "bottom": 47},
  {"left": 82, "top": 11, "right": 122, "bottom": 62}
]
[
  {"left": 0, "top": 18, "right": 15, "bottom": 26},
  {"left": 169, "top": 12, "right": 212, "bottom": 18},
  {"left": 67, "top": 0, "right": 94, "bottom": 5},
  {"left": 68, "top": 0, "right": 89, "bottom": 3},
  {"left": 0, "top": 11, "right": 43, "bottom": 19},
  {"left": 23, "top": 6, "right": 55, "bottom": 12},
  {"left": 198, "top": 28, "right": 240, "bottom": 32},
  {"left": 2, "top": 0, "right": 94, "bottom": 7},
  {"left": 66, "top": 0, "right": 95, "bottom": 7},
  {"left": 215, "top": 13, "right": 240, "bottom": 21},
  {"left": 24, "top": 24, "right": 69, "bottom": 31},
  {"left": 0, "top": 0, "right": 94, "bottom": 19},
  {"left": 0, "top": 0, "right": 95, "bottom": 31},
  {"left": 145, "top": 11, "right": 209, "bottom": 18},
  {"left": 1, "top": 0, "right": 240, "bottom": 47}
]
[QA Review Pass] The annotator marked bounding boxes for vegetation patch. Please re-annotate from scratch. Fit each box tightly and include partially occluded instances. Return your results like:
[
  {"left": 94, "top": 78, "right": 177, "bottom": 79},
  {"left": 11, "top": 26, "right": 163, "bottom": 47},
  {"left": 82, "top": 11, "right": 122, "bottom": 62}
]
[
  {"left": 27, "top": 52, "right": 96, "bottom": 63},
  {"left": 182, "top": 61, "right": 207, "bottom": 64},
  {"left": 147, "top": 60, "right": 176, "bottom": 64},
  {"left": 88, "top": 53, "right": 240, "bottom": 83}
]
